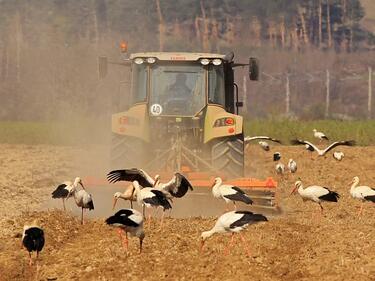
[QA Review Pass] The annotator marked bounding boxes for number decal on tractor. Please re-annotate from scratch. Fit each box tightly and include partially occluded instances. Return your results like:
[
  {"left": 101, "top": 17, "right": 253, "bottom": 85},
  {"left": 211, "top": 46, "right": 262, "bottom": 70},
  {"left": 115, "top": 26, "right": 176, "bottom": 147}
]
[{"left": 150, "top": 104, "right": 163, "bottom": 116}]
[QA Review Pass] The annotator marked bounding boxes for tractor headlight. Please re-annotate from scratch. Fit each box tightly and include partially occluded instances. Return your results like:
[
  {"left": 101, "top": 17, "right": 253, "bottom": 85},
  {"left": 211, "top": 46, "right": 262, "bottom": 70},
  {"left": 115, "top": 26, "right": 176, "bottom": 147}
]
[
  {"left": 146, "top": 57, "right": 156, "bottom": 64},
  {"left": 200, "top": 58, "right": 210, "bottom": 65},
  {"left": 212, "top": 59, "right": 222, "bottom": 65},
  {"left": 213, "top": 117, "right": 235, "bottom": 127},
  {"left": 134, "top": 58, "right": 144, "bottom": 65}
]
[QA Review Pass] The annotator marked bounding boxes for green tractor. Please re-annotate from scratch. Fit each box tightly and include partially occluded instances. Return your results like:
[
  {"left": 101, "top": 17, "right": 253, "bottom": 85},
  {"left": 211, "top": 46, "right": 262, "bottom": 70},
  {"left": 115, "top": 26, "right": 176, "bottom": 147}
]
[{"left": 99, "top": 51, "right": 259, "bottom": 179}]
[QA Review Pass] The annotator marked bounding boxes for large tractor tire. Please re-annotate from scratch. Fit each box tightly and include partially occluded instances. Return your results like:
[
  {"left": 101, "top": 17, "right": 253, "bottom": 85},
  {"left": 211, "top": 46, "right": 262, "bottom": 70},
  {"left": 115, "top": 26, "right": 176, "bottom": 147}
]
[
  {"left": 110, "top": 134, "right": 146, "bottom": 169},
  {"left": 211, "top": 134, "right": 244, "bottom": 179}
]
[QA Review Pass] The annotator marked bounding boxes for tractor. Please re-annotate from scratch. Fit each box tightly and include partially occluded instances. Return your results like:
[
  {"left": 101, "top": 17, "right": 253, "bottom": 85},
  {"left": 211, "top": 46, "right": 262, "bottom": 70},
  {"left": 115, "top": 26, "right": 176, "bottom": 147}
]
[{"left": 98, "top": 49, "right": 278, "bottom": 211}]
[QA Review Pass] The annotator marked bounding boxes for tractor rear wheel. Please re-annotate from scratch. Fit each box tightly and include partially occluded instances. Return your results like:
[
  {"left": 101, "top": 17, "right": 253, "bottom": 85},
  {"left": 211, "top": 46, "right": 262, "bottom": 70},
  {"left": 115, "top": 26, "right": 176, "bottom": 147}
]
[
  {"left": 211, "top": 134, "right": 244, "bottom": 178},
  {"left": 110, "top": 134, "right": 146, "bottom": 169}
]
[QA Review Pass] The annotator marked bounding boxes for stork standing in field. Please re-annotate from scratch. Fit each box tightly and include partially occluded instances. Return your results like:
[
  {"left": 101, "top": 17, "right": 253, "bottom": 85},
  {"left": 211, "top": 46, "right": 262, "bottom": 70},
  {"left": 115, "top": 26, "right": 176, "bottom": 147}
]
[
  {"left": 200, "top": 210, "right": 267, "bottom": 255},
  {"left": 106, "top": 209, "right": 145, "bottom": 253},
  {"left": 290, "top": 139, "right": 355, "bottom": 157},
  {"left": 67, "top": 184, "right": 94, "bottom": 225},
  {"left": 244, "top": 136, "right": 281, "bottom": 151},
  {"left": 22, "top": 221, "right": 45, "bottom": 266},
  {"left": 212, "top": 177, "right": 253, "bottom": 211},
  {"left": 131, "top": 180, "right": 171, "bottom": 227},
  {"left": 112, "top": 185, "right": 137, "bottom": 209},
  {"left": 51, "top": 177, "right": 84, "bottom": 210},
  {"left": 273, "top": 152, "right": 285, "bottom": 176},
  {"left": 313, "top": 129, "right": 329, "bottom": 142},
  {"left": 349, "top": 176, "right": 375, "bottom": 215},
  {"left": 333, "top": 151, "right": 344, "bottom": 161},
  {"left": 288, "top": 159, "right": 297, "bottom": 174},
  {"left": 291, "top": 180, "right": 340, "bottom": 215}
]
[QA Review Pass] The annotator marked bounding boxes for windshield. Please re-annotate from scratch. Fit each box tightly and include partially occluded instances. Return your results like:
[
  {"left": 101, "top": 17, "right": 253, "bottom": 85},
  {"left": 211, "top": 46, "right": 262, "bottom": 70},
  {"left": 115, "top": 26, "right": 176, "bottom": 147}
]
[
  {"left": 130, "top": 64, "right": 147, "bottom": 104},
  {"left": 149, "top": 63, "right": 205, "bottom": 116},
  {"left": 208, "top": 65, "right": 225, "bottom": 106}
]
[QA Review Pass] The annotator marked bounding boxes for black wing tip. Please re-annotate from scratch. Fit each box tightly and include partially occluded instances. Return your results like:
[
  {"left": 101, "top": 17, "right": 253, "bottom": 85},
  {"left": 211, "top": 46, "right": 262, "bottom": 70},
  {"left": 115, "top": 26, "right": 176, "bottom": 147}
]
[{"left": 290, "top": 139, "right": 303, "bottom": 145}]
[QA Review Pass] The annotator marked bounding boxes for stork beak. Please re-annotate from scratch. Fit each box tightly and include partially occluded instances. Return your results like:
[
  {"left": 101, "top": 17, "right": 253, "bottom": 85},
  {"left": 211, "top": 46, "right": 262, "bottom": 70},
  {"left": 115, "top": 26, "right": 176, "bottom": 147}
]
[
  {"left": 200, "top": 239, "right": 205, "bottom": 252},
  {"left": 290, "top": 186, "right": 297, "bottom": 195},
  {"left": 112, "top": 198, "right": 118, "bottom": 210},
  {"left": 79, "top": 182, "right": 85, "bottom": 189}
]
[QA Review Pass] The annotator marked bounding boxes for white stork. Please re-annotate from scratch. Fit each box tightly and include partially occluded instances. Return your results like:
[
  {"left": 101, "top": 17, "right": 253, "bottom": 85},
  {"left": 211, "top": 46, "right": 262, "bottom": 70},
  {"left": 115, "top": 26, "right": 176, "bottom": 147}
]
[
  {"left": 107, "top": 169, "right": 193, "bottom": 200},
  {"left": 51, "top": 177, "right": 84, "bottom": 210},
  {"left": 67, "top": 184, "right": 94, "bottom": 225},
  {"left": 244, "top": 136, "right": 281, "bottom": 151},
  {"left": 313, "top": 129, "right": 329, "bottom": 142},
  {"left": 106, "top": 209, "right": 145, "bottom": 253},
  {"left": 273, "top": 152, "right": 281, "bottom": 161},
  {"left": 275, "top": 163, "right": 285, "bottom": 175},
  {"left": 154, "top": 172, "right": 193, "bottom": 199},
  {"left": 291, "top": 180, "right": 340, "bottom": 214},
  {"left": 290, "top": 139, "right": 355, "bottom": 157},
  {"left": 112, "top": 185, "right": 137, "bottom": 210},
  {"left": 333, "top": 151, "right": 344, "bottom": 161},
  {"left": 212, "top": 177, "right": 253, "bottom": 210},
  {"left": 349, "top": 176, "right": 375, "bottom": 215},
  {"left": 22, "top": 221, "right": 45, "bottom": 266},
  {"left": 200, "top": 210, "right": 267, "bottom": 255},
  {"left": 288, "top": 159, "right": 297, "bottom": 174},
  {"left": 131, "top": 181, "right": 172, "bottom": 226}
]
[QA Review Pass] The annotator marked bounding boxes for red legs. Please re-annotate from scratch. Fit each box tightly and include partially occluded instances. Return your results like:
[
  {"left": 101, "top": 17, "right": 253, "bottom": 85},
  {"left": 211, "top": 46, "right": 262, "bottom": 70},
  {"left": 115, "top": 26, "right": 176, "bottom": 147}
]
[
  {"left": 223, "top": 233, "right": 236, "bottom": 255},
  {"left": 81, "top": 207, "right": 84, "bottom": 225},
  {"left": 239, "top": 232, "right": 251, "bottom": 257},
  {"left": 233, "top": 202, "right": 237, "bottom": 211},
  {"left": 142, "top": 205, "right": 145, "bottom": 218},
  {"left": 28, "top": 252, "right": 33, "bottom": 266},
  {"left": 117, "top": 229, "right": 128, "bottom": 251},
  {"left": 62, "top": 198, "right": 66, "bottom": 211},
  {"left": 358, "top": 202, "right": 364, "bottom": 216},
  {"left": 130, "top": 200, "right": 133, "bottom": 209}
]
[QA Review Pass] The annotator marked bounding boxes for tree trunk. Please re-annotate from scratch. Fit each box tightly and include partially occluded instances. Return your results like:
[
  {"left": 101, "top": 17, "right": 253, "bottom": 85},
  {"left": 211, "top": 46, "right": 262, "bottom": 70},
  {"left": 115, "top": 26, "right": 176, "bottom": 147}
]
[
  {"left": 326, "top": 0, "right": 332, "bottom": 48},
  {"left": 200, "top": 0, "right": 209, "bottom": 51},
  {"left": 298, "top": 5, "right": 309, "bottom": 46},
  {"left": 155, "top": 0, "right": 165, "bottom": 51},
  {"left": 15, "top": 11, "right": 22, "bottom": 83},
  {"left": 319, "top": 0, "right": 322, "bottom": 48}
]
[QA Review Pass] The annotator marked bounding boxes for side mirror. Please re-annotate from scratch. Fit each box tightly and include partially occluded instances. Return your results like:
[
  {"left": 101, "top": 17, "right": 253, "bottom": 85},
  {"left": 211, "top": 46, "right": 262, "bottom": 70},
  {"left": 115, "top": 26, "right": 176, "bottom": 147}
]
[
  {"left": 98, "top": 56, "right": 108, "bottom": 79},
  {"left": 249, "top": 57, "right": 259, "bottom": 81}
]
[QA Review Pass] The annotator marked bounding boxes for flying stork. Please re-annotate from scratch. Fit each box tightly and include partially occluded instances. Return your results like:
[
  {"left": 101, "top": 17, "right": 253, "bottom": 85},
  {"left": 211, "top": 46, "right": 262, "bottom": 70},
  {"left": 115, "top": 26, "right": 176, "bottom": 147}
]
[
  {"left": 333, "top": 151, "right": 344, "bottom": 161},
  {"left": 106, "top": 209, "right": 145, "bottom": 253},
  {"left": 290, "top": 139, "right": 355, "bottom": 157},
  {"left": 212, "top": 177, "right": 253, "bottom": 210},
  {"left": 107, "top": 169, "right": 193, "bottom": 199},
  {"left": 244, "top": 136, "right": 281, "bottom": 151},
  {"left": 200, "top": 210, "right": 267, "bottom": 255},
  {"left": 349, "top": 176, "right": 375, "bottom": 215}
]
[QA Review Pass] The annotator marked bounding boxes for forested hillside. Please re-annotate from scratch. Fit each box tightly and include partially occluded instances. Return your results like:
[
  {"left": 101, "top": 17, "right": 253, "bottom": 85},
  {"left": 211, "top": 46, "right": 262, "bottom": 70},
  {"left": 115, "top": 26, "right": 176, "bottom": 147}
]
[{"left": 0, "top": 0, "right": 374, "bottom": 120}]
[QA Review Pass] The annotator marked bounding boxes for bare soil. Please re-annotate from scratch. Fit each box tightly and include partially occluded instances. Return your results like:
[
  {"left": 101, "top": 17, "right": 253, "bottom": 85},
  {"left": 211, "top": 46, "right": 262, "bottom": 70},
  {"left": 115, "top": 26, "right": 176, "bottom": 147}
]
[{"left": 0, "top": 143, "right": 374, "bottom": 281}]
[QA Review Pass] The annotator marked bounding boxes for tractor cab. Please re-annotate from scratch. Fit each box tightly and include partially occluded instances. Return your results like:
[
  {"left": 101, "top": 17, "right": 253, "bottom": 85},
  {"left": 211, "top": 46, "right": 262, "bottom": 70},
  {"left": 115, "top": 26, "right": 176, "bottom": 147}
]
[{"left": 99, "top": 51, "right": 259, "bottom": 179}]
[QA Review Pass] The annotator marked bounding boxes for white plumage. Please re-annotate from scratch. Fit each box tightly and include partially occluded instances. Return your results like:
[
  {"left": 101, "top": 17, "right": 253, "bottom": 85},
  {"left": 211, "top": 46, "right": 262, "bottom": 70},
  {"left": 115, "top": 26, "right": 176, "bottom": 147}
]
[
  {"left": 333, "top": 151, "right": 344, "bottom": 161},
  {"left": 291, "top": 180, "right": 339, "bottom": 213},
  {"left": 200, "top": 210, "right": 267, "bottom": 255},
  {"left": 258, "top": 141, "right": 270, "bottom": 151},
  {"left": 291, "top": 139, "right": 355, "bottom": 156},
  {"left": 288, "top": 159, "right": 297, "bottom": 173},
  {"left": 112, "top": 185, "right": 137, "bottom": 209},
  {"left": 349, "top": 176, "right": 375, "bottom": 215},
  {"left": 275, "top": 163, "right": 285, "bottom": 175},
  {"left": 67, "top": 185, "right": 94, "bottom": 225},
  {"left": 211, "top": 177, "right": 253, "bottom": 210},
  {"left": 313, "top": 129, "right": 328, "bottom": 141}
]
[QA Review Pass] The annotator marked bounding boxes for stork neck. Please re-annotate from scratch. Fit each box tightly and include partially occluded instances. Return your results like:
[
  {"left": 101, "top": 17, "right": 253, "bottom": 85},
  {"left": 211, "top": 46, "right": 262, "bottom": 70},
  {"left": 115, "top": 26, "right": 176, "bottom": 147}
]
[
  {"left": 350, "top": 181, "right": 358, "bottom": 192},
  {"left": 297, "top": 183, "right": 304, "bottom": 195},
  {"left": 202, "top": 229, "right": 216, "bottom": 240}
]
